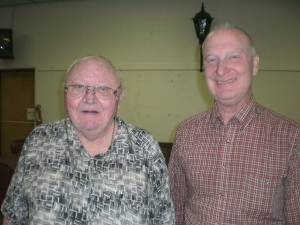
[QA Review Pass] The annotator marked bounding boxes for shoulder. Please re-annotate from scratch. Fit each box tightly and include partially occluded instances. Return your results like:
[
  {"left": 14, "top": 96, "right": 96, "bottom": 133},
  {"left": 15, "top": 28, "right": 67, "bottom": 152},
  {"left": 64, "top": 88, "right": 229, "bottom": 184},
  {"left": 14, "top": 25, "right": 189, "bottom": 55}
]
[
  {"left": 257, "top": 105, "right": 300, "bottom": 132},
  {"left": 29, "top": 119, "right": 67, "bottom": 138},
  {"left": 177, "top": 109, "right": 212, "bottom": 131},
  {"left": 123, "top": 121, "right": 156, "bottom": 147},
  {"left": 118, "top": 119, "right": 166, "bottom": 164},
  {"left": 118, "top": 118, "right": 157, "bottom": 149},
  {"left": 31, "top": 119, "right": 67, "bottom": 133},
  {"left": 256, "top": 105, "right": 300, "bottom": 146}
]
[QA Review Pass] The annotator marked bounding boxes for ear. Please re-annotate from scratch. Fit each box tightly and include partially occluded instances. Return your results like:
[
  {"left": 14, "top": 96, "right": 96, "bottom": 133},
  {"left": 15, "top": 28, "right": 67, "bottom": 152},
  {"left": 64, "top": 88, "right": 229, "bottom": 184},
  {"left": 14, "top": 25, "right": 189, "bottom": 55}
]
[
  {"left": 252, "top": 54, "right": 259, "bottom": 76},
  {"left": 117, "top": 87, "right": 125, "bottom": 110}
]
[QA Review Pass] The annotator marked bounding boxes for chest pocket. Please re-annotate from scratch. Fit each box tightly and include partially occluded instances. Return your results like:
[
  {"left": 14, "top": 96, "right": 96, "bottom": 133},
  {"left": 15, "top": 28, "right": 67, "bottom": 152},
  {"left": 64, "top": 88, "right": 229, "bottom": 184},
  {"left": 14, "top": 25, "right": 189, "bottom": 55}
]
[{"left": 240, "top": 173, "right": 284, "bottom": 217}]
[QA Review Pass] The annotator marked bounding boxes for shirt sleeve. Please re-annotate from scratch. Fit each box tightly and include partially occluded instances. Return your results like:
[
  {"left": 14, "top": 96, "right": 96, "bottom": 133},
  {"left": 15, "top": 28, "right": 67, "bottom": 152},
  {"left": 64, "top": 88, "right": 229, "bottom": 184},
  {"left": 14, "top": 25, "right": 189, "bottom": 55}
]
[
  {"left": 148, "top": 140, "right": 176, "bottom": 225},
  {"left": 168, "top": 125, "right": 187, "bottom": 225},
  {"left": 284, "top": 136, "right": 300, "bottom": 223},
  {"left": 1, "top": 142, "right": 29, "bottom": 224}
]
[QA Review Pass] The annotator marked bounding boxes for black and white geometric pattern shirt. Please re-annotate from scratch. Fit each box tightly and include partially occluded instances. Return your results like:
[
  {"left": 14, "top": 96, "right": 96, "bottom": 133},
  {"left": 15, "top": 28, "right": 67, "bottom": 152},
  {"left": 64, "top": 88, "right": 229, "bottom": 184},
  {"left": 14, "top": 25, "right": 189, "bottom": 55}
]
[{"left": 1, "top": 117, "right": 176, "bottom": 225}]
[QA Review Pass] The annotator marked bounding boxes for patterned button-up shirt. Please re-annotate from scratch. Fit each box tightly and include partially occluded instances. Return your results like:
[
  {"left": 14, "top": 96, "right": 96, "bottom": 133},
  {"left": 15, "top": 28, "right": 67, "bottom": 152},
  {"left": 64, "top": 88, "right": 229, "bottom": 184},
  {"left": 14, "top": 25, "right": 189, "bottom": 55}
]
[
  {"left": 168, "top": 96, "right": 300, "bottom": 224},
  {"left": 1, "top": 117, "right": 176, "bottom": 225}
]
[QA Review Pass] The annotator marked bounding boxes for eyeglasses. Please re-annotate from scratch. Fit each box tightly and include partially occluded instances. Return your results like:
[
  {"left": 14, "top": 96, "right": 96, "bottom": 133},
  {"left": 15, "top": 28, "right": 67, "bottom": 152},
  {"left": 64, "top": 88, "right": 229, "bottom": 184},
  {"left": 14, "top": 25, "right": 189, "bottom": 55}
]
[{"left": 64, "top": 85, "right": 121, "bottom": 99}]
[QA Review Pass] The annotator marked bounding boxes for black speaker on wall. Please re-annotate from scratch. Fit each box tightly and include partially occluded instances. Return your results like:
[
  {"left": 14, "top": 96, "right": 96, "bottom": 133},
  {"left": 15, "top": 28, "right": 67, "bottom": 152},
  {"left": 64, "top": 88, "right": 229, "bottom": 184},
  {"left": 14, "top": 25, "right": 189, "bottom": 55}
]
[{"left": 0, "top": 29, "right": 14, "bottom": 59}]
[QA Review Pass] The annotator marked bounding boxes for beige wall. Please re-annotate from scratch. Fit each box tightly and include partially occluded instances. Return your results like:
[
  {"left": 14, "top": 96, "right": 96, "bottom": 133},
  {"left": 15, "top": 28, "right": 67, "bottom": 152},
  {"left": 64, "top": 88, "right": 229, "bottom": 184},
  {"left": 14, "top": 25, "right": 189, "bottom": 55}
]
[{"left": 0, "top": 0, "right": 299, "bottom": 142}]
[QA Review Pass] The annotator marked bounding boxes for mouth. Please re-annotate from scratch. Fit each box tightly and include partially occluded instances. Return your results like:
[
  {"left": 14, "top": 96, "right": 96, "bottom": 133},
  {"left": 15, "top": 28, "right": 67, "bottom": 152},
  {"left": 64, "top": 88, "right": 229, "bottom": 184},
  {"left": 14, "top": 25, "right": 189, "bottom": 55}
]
[
  {"left": 82, "top": 110, "right": 99, "bottom": 114},
  {"left": 216, "top": 78, "right": 236, "bottom": 85}
]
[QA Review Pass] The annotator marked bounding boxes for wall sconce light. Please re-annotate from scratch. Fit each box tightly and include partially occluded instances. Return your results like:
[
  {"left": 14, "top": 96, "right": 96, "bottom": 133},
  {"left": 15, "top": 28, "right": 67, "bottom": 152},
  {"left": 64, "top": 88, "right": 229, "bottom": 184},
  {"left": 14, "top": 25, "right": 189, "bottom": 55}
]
[{"left": 192, "top": 2, "right": 213, "bottom": 72}]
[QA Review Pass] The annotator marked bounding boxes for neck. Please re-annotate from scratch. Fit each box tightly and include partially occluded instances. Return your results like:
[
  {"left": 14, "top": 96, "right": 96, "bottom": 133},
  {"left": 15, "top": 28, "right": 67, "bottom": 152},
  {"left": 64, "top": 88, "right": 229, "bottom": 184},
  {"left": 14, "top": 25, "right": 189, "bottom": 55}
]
[
  {"left": 75, "top": 119, "right": 117, "bottom": 157},
  {"left": 216, "top": 93, "right": 252, "bottom": 125},
  {"left": 218, "top": 105, "right": 238, "bottom": 125}
]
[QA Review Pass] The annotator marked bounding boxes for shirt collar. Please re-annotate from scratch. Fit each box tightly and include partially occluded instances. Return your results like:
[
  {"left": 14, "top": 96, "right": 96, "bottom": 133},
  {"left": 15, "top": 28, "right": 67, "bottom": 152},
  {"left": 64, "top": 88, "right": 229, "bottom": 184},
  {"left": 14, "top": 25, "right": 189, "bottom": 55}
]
[{"left": 210, "top": 95, "right": 258, "bottom": 130}]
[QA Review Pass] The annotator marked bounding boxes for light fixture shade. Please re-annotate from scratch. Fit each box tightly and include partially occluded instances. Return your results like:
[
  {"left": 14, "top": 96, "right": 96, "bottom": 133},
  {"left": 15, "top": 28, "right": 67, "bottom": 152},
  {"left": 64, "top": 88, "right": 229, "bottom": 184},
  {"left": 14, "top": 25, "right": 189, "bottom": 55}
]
[
  {"left": 192, "top": 2, "right": 213, "bottom": 45},
  {"left": 192, "top": 2, "right": 213, "bottom": 72}
]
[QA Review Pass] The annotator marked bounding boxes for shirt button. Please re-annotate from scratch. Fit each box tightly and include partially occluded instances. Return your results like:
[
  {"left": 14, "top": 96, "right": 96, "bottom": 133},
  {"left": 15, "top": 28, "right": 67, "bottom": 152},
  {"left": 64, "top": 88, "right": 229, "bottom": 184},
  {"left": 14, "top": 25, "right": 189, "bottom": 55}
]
[{"left": 226, "top": 139, "right": 230, "bottom": 143}]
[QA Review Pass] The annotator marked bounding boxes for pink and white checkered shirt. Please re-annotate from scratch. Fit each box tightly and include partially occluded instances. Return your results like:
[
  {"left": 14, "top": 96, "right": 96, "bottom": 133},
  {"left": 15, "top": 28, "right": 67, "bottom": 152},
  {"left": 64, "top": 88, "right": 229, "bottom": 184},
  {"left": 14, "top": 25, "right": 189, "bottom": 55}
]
[{"left": 169, "top": 96, "right": 300, "bottom": 224}]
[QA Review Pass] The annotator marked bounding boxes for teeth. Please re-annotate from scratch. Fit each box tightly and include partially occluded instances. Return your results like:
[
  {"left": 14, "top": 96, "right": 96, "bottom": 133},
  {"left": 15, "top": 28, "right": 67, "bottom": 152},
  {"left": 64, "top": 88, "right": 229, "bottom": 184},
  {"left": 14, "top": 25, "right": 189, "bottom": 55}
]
[{"left": 217, "top": 78, "right": 235, "bottom": 84}]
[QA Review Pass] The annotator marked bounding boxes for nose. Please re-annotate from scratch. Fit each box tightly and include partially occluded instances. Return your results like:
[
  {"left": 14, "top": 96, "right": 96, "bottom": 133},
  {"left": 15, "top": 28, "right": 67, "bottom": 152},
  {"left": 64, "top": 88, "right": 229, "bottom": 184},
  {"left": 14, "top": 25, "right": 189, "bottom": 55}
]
[
  {"left": 216, "top": 60, "right": 229, "bottom": 77},
  {"left": 83, "top": 88, "right": 96, "bottom": 103},
  {"left": 85, "top": 86, "right": 96, "bottom": 95}
]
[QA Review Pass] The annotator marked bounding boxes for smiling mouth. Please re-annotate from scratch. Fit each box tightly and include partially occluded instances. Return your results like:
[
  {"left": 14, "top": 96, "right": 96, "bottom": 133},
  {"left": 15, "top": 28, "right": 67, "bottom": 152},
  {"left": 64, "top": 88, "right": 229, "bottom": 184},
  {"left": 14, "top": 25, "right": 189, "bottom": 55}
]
[{"left": 217, "top": 78, "right": 236, "bottom": 85}]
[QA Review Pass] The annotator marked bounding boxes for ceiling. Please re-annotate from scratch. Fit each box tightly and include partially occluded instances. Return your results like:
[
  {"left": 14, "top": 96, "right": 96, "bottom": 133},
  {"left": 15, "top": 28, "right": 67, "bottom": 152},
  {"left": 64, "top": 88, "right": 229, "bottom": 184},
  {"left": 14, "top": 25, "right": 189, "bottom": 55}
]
[{"left": 0, "top": 0, "right": 71, "bottom": 8}]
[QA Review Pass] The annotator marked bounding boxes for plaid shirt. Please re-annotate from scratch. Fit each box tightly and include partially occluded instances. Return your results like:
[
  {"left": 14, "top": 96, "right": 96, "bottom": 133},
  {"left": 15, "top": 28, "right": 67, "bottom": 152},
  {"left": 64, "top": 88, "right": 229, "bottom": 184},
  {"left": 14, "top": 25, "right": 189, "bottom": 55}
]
[
  {"left": 1, "top": 117, "right": 175, "bottom": 225},
  {"left": 168, "top": 96, "right": 300, "bottom": 224}
]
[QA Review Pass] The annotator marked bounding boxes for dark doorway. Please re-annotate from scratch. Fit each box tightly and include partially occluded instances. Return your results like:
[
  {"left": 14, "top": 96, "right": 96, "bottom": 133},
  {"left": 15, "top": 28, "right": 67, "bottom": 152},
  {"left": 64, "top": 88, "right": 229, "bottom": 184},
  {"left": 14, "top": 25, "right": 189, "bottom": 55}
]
[{"left": 0, "top": 69, "right": 35, "bottom": 155}]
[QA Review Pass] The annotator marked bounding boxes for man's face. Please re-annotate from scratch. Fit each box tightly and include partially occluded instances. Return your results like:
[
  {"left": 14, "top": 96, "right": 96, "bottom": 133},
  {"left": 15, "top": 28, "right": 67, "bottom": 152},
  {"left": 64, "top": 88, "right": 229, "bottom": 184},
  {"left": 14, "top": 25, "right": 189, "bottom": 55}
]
[
  {"left": 65, "top": 59, "right": 124, "bottom": 139},
  {"left": 203, "top": 28, "right": 259, "bottom": 109}
]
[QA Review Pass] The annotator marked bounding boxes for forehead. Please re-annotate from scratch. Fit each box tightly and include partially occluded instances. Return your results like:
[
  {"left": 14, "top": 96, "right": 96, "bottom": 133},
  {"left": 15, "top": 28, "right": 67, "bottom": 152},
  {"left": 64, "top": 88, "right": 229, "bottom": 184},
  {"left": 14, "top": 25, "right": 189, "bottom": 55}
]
[
  {"left": 204, "top": 28, "right": 249, "bottom": 54},
  {"left": 67, "top": 59, "right": 118, "bottom": 84}
]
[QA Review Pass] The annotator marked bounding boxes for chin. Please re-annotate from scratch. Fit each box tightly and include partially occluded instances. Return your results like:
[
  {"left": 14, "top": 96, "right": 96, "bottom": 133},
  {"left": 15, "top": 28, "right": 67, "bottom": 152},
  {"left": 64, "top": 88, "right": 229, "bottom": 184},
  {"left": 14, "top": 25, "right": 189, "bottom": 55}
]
[
  {"left": 83, "top": 122, "right": 102, "bottom": 130},
  {"left": 215, "top": 92, "right": 235, "bottom": 100},
  {"left": 216, "top": 95, "right": 237, "bottom": 104},
  {"left": 74, "top": 121, "right": 100, "bottom": 131}
]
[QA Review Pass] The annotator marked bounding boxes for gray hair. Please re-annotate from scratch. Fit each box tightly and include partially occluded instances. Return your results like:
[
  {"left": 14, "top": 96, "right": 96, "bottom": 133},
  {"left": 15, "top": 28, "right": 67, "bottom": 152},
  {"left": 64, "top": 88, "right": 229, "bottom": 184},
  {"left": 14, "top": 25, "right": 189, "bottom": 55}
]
[
  {"left": 203, "top": 23, "right": 257, "bottom": 56},
  {"left": 64, "top": 55, "right": 123, "bottom": 87}
]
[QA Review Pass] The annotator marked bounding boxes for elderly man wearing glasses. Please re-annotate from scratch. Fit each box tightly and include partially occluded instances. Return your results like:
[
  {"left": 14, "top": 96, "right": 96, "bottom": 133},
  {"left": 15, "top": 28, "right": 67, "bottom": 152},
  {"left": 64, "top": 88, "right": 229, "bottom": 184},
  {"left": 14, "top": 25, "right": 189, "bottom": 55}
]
[{"left": 1, "top": 55, "right": 176, "bottom": 225}]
